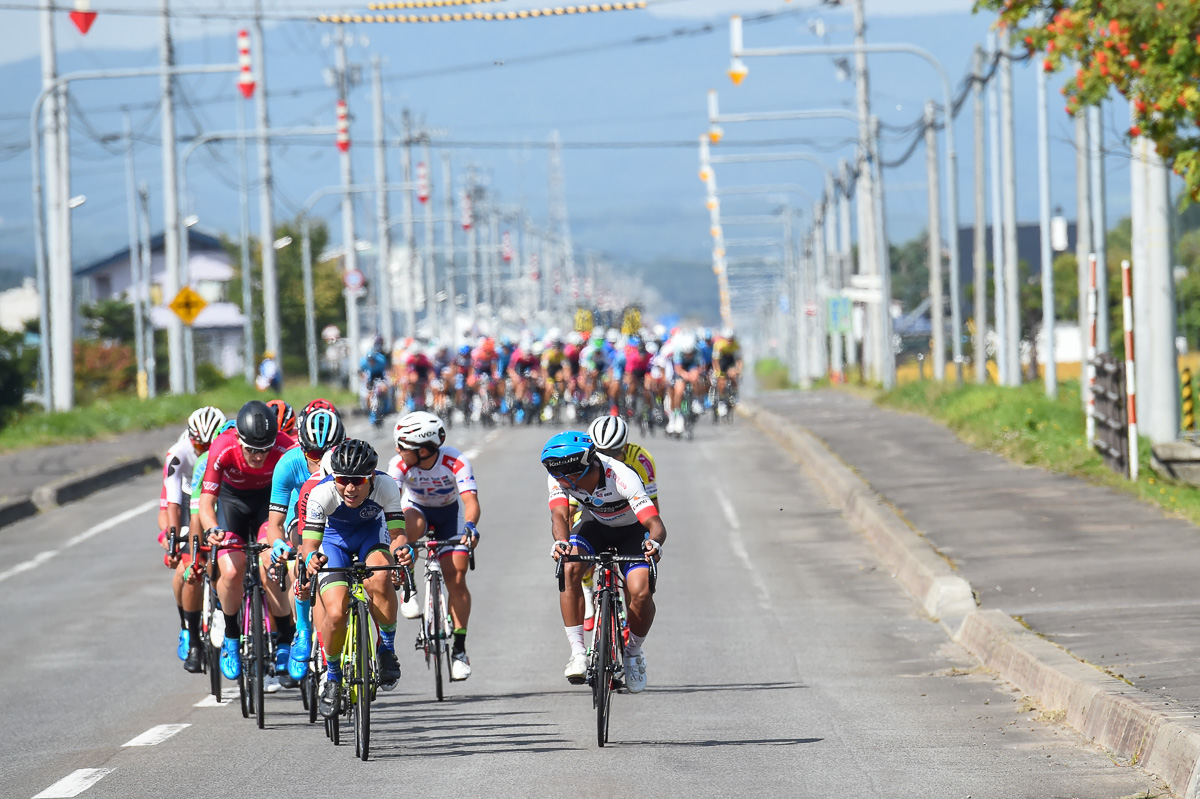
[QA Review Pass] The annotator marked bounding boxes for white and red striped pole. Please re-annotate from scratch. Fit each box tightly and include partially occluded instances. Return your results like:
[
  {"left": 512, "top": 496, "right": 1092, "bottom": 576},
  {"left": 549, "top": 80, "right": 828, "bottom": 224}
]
[
  {"left": 1086, "top": 253, "right": 1098, "bottom": 449},
  {"left": 336, "top": 100, "right": 350, "bottom": 152},
  {"left": 417, "top": 162, "right": 429, "bottom": 204},
  {"left": 1121, "top": 259, "right": 1138, "bottom": 480},
  {"left": 237, "top": 30, "right": 256, "bottom": 98}
]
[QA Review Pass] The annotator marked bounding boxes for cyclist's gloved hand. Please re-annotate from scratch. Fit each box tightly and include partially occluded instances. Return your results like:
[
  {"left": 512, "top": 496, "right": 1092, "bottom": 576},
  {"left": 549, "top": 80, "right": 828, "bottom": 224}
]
[
  {"left": 461, "top": 522, "right": 479, "bottom": 549},
  {"left": 643, "top": 538, "right": 662, "bottom": 563},
  {"left": 271, "top": 538, "right": 294, "bottom": 564},
  {"left": 304, "top": 551, "right": 326, "bottom": 577},
  {"left": 204, "top": 527, "right": 226, "bottom": 547},
  {"left": 391, "top": 543, "right": 415, "bottom": 568},
  {"left": 551, "top": 540, "right": 570, "bottom": 561}
]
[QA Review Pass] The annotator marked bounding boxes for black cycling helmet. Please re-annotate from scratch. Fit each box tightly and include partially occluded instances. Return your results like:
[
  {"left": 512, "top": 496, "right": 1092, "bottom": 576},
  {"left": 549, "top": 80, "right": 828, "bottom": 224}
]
[
  {"left": 236, "top": 400, "right": 278, "bottom": 449},
  {"left": 330, "top": 439, "right": 378, "bottom": 477}
]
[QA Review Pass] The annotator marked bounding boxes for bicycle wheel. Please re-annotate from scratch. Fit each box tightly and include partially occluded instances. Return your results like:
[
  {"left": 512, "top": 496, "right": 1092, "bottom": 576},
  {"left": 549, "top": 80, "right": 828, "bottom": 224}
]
[
  {"left": 251, "top": 584, "right": 266, "bottom": 729},
  {"left": 354, "top": 601, "right": 372, "bottom": 761},
  {"left": 431, "top": 576, "right": 446, "bottom": 701},
  {"left": 595, "top": 591, "right": 613, "bottom": 748}
]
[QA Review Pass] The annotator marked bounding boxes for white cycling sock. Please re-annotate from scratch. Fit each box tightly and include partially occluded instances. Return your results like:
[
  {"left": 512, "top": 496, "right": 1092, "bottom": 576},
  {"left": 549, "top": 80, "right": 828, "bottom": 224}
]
[
  {"left": 565, "top": 625, "right": 585, "bottom": 655},
  {"left": 625, "top": 632, "right": 646, "bottom": 658}
]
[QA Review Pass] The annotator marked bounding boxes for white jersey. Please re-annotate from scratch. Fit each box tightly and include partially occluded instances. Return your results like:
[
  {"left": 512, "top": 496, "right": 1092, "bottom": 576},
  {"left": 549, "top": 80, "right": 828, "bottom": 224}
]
[
  {"left": 161, "top": 431, "right": 199, "bottom": 508},
  {"left": 547, "top": 452, "right": 656, "bottom": 528},
  {"left": 387, "top": 445, "right": 478, "bottom": 509},
  {"left": 302, "top": 473, "right": 404, "bottom": 536}
]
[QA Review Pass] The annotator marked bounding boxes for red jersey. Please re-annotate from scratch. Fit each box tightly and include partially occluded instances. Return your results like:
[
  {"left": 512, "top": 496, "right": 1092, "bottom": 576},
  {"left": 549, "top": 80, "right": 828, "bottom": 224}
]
[
  {"left": 201, "top": 428, "right": 295, "bottom": 495},
  {"left": 625, "top": 345, "right": 651, "bottom": 373}
]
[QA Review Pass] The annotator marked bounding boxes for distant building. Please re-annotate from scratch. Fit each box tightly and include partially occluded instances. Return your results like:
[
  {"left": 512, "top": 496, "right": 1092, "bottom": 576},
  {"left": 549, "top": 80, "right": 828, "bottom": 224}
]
[{"left": 75, "top": 228, "right": 247, "bottom": 376}]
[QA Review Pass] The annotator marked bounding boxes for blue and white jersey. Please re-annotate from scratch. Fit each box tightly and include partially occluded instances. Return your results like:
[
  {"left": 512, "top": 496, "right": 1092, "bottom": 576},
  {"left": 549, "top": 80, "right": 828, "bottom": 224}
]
[
  {"left": 303, "top": 472, "right": 405, "bottom": 537},
  {"left": 269, "top": 445, "right": 316, "bottom": 527}
]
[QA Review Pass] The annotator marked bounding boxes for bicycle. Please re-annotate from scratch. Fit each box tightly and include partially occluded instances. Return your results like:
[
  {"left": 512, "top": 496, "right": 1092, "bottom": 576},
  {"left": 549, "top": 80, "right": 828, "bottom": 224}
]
[
  {"left": 308, "top": 556, "right": 413, "bottom": 760},
  {"left": 555, "top": 549, "right": 657, "bottom": 747},
  {"left": 413, "top": 534, "right": 476, "bottom": 701},
  {"left": 210, "top": 535, "right": 278, "bottom": 730},
  {"left": 185, "top": 527, "right": 224, "bottom": 701}
]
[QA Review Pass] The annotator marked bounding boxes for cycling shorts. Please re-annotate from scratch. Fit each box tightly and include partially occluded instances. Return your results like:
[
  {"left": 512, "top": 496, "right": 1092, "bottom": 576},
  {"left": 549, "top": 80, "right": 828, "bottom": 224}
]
[
  {"left": 217, "top": 483, "right": 271, "bottom": 547},
  {"left": 404, "top": 500, "right": 468, "bottom": 559},
  {"left": 317, "top": 521, "right": 390, "bottom": 592},
  {"left": 569, "top": 519, "right": 650, "bottom": 577}
]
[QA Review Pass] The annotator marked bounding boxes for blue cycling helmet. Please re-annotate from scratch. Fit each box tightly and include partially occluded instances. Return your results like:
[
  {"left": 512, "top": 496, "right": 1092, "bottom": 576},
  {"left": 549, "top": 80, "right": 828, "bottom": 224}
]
[
  {"left": 628, "top": 334, "right": 642, "bottom": 348},
  {"left": 458, "top": 344, "right": 472, "bottom": 356},
  {"left": 219, "top": 419, "right": 237, "bottom": 434},
  {"left": 540, "top": 432, "right": 595, "bottom": 475}
]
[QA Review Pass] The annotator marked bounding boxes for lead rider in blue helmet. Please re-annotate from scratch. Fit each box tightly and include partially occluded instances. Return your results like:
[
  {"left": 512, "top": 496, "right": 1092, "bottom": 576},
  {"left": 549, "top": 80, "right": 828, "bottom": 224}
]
[{"left": 540, "top": 431, "right": 666, "bottom": 694}]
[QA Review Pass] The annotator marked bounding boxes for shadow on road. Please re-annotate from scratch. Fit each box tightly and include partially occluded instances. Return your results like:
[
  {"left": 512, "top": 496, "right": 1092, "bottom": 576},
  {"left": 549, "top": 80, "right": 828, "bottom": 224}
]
[
  {"left": 615, "top": 737, "right": 824, "bottom": 748},
  {"left": 647, "top": 681, "right": 807, "bottom": 694}
]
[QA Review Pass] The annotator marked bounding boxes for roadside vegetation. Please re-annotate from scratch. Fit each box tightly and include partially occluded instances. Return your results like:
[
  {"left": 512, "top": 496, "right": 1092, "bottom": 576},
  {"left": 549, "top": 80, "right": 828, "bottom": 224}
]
[
  {"left": 0, "top": 381, "right": 357, "bottom": 453},
  {"left": 878, "top": 380, "right": 1200, "bottom": 527}
]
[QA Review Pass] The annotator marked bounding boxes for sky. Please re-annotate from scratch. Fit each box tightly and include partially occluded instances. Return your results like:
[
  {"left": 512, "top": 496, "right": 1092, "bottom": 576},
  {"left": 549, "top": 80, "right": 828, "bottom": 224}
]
[{"left": 0, "top": 0, "right": 1147, "bottom": 280}]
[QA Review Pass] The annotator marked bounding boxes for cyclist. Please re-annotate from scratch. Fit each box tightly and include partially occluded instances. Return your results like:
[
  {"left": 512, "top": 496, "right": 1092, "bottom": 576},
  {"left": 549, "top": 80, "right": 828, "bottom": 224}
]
[
  {"left": 540, "top": 431, "right": 666, "bottom": 694},
  {"left": 265, "top": 399, "right": 297, "bottom": 438},
  {"left": 577, "top": 415, "right": 658, "bottom": 634},
  {"left": 159, "top": 405, "right": 226, "bottom": 672},
  {"left": 198, "top": 400, "right": 296, "bottom": 681},
  {"left": 669, "top": 332, "right": 705, "bottom": 435},
  {"left": 387, "top": 411, "right": 480, "bottom": 681},
  {"left": 304, "top": 397, "right": 338, "bottom": 416},
  {"left": 361, "top": 335, "right": 393, "bottom": 417},
  {"left": 266, "top": 408, "right": 346, "bottom": 686},
  {"left": 301, "top": 439, "right": 409, "bottom": 717},
  {"left": 714, "top": 327, "right": 742, "bottom": 406}
]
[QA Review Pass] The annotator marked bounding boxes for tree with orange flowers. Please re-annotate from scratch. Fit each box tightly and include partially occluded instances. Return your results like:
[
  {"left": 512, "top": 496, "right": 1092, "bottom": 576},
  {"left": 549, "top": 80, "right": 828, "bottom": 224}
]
[{"left": 976, "top": 0, "right": 1200, "bottom": 198}]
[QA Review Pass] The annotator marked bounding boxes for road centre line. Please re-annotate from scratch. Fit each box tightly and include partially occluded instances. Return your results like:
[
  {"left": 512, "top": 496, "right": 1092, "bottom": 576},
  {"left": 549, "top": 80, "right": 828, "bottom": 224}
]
[
  {"left": 122, "top": 724, "right": 190, "bottom": 747},
  {"left": 0, "top": 499, "right": 158, "bottom": 586},
  {"left": 32, "top": 769, "right": 114, "bottom": 798}
]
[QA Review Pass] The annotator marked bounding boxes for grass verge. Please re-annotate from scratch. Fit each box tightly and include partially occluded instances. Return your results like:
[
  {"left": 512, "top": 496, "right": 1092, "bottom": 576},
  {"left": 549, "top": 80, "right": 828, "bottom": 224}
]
[
  {"left": 877, "top": 380, "right": 1200, "bottom": 527},
  {"left": 0, "top": 381, "right": 358, "bottom": 453}
]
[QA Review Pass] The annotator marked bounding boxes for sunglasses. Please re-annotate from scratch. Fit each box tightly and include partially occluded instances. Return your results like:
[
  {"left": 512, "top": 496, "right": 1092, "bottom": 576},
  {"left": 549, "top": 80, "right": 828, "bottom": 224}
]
[
  {"left": 303, "top": 448, "right": 324, "bottom": 462},
  {"left": 549, "top": 468, "right": 587, "bottom": 481},
  {"left": 334, "top": 475, "right": 369, "bottom": 487},
  {"left": 239, "top": 440, "right": 273, "bottom": 455}
]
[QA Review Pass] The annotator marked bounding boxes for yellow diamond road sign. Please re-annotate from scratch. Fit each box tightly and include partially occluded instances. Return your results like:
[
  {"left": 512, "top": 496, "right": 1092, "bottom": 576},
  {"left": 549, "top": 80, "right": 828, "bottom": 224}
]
[{"left": 169, "top": 286, "right": 208, "bottom": 327}]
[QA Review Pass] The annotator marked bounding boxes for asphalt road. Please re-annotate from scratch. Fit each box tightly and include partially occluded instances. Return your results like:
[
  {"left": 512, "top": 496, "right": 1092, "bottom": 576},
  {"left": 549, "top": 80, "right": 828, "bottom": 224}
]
[{"left": 0, "top": 413, "right": 1165, "bottom": 798}]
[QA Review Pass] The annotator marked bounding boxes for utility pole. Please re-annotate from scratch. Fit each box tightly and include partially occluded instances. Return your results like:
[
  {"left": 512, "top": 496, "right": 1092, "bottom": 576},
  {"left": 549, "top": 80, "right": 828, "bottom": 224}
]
[
  {"left": 812, "top": 205, "right": 828, "bottom": 381},
  {"left": 1132, "top": 131, "right": 1156, "bottom": 435},
  {"left": 139, "top": 184, "right": 157, "bottom": 398},
  {"left": 1088, "top": 106, "right": 1109, "bottom": 352},
  {"left": 926, "top": 100, "right": 944, "bottom": 381},
  {"left": 852, "top": 0, "right": 879, "bottom": 382},
  {"left": 125, "top": 112, "right": 148, "bottom": 399},
  {"left": 988, "top": 35, "right": 1007, "bottom": 385},
  {"left": 465, "top": 169, "right": 477, "bottom": 319},
  {"left": 972, "top": 46, "right": 988, "bottom": 385},
  {"left": 441, "top": 154, "right": 456, "bottom": 340},
  {"left": 827, "top": 176, "right": 844, "bottom": 380},
  {"left": 55, "top": 81, "right": 74, "bottom": 405},
  {"left": 38, "top": 0, "right": 57, "bottom": 409},
  {"left": 159, "top": 0, "right": 183, "bottom": 398},
  {"left": 1036, "top": 54, "right": 1057, "bottom": 396},
  {"left": 335, "top": 25, "right": 361, "bottom": 375},
  {"left": 421, "top": 140, "right": 437, "bottom": 340},
  {"left": 871, "top": 116, "right": 896, "bottom": 388},
  {"left": 1075, "top": 112, "right": 1092, "bottom": 408},
  {"left": 1145, "top": 144, "right": 1180, "bottom": 442},
  {"left": 400, "top": 109, "right": 417, "bottom": 339},
  {"left": 254, "top": 0, "right": 280, "bottom": 380},
  {"left": 548, "top": 130, "right": 575, "bottom": 302},
  {"left": 839, "top": 160, "right": 856, "bottom": 369},
  {"left": 487, "top": 208, "right": 499, "bottom": 310},
  {"left": 236, "top": 95, "right": 254, "bottom": 384},
  {"left": 999, "top": 48, "right": 1020, "bottom": 385},
  {"left": 373, "top": 59, "right": 395, "bottom": 345}
]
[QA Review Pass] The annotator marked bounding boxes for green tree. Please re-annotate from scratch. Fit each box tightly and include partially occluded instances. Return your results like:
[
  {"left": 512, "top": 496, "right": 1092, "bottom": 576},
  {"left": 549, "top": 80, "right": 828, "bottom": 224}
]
[
  {"left": 225, "top": 218, "right": 346, "bottom": 378},
  {"left": 888, "top": 233, "right": 931, "bottom": 312},
  {"left": 977, "top": 0, "right": 1200, "bottom": 200},
  {"left": 0, "top": 327, "right": 35, "bottom": 427}
]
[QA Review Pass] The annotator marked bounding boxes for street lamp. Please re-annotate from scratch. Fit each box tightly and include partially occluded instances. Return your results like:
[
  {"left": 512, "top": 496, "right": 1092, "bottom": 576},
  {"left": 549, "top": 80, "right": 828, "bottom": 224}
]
[
  {"left": 273, "top": 236, "right": 293, "bottom": 250},
  {"left": 67, "top": 195, "right": 87, "bottom": 209}
]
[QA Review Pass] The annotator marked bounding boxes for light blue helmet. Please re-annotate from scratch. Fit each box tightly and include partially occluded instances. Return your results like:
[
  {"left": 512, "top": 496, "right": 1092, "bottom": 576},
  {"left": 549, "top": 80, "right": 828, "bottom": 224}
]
[{"left": 540, "top": 432, "right": 595, "bottom": 475}]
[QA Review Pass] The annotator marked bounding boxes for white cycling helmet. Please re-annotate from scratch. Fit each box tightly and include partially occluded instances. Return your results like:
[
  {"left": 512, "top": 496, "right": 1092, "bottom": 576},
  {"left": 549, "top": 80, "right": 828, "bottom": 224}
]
[
  {"left": 532, "top": 341, "right": 546, "bottom": 356},
  {"left": 588, "top": 415, "right": 629, "bottom": 453},
  {"left": 676, "top": 332, "right": 698, "bottom": 354},
  {"left": 646, "top": 341, "right": 660, "bottom": 355},
  {"left": 605, "top": 328, "right": 620, "bottom": 344},
  {"left": 567, "top": 331, "right": 583, "bottom": 346},
  {"left": 394, "top": 410, "right": 446, "bottom": 450},
  {"left": 187, "top": 405, "right": 227, "bottom": 445}
]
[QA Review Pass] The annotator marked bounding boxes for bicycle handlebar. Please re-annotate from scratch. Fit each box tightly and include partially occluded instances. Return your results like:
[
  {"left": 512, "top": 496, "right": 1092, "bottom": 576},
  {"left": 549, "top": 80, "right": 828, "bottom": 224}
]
[
  {"left": 313, "top": 561, "right": 417, "bottom": 603},
  {"left": 555, "top": 551, "right": 658, "bottom": 594}
]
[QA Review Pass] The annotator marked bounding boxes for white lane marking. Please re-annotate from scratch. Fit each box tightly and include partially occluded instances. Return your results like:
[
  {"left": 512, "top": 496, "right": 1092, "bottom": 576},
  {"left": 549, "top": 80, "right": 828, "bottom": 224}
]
[
  {"left": 0, "top": 500, "right": 158, "bottom": 585},
  {"left": 121, "top": 723, "right": 190, "bottom": 747},
  {"left": 194, "top": 689, "right": 237, "bottom": 707},
  {"left": 33, "top": 769, "right": 115, "bottom": 798},
  {"left": 461, "top": 429, "right": 499, "bottom": 462},
  {"left": 698, "top": 443, "right": 772, "bottom": 610}
]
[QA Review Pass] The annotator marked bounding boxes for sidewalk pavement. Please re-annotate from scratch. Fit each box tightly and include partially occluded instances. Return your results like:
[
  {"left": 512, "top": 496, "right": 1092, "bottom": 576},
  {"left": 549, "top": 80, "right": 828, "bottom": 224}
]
[
  {"left": 750, "top": 389, "right": 1200, "bottom": 795},
  {"left": 0, "top": 429, "right": 181, "bottom": 527}
]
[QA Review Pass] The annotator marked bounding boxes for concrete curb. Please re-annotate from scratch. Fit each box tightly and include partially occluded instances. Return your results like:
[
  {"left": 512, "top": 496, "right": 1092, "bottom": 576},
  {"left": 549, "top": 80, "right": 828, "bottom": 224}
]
[
  {"left": 0, "top": 454, "right": 163, "bottom": 529},
  {"left": 742, "top": 400, "right": 1200, "bottom": 799}
]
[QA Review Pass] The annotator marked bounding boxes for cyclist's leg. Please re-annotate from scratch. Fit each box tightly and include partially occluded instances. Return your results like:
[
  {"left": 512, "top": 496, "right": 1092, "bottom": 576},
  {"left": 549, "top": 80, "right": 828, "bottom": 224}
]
[
  {"left": 425, "top": 503, "right": 471, "bottom": 632},
  {"left": 315, "top": 541, "right": 352, "bottom": 667}
]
